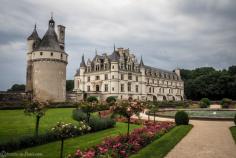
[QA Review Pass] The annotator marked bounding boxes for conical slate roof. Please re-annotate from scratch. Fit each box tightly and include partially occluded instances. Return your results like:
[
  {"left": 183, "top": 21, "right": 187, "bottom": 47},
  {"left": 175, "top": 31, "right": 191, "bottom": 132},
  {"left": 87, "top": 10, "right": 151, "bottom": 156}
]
[
  {"left": 80, "top": 55, "right": 86, "bottom": 67},
  {"left": 139, "top": 56, "right": 144, "bottom": 67},
  {"left": 27, "top": 25, "right": 41, "bottom": 41},
  {"left": 36, "top": 18, "right": 64, "bottom": 52}
]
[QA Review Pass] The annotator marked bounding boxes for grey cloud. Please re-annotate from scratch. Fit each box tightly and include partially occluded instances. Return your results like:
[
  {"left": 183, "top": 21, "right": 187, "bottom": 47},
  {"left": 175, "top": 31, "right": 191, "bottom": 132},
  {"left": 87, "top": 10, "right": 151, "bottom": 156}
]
[{"left": 0, "top": 0, "right": 236, "bottom": 90}]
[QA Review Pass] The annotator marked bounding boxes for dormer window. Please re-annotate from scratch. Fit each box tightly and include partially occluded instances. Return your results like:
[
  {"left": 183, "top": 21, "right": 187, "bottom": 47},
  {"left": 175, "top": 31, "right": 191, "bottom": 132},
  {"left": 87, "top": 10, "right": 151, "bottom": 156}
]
[
  {"left": 51, "top": 52, "right": 53, "bottom": 56},
  {"left": 40, "top": 52, "right": 43, "bottom": 56}
]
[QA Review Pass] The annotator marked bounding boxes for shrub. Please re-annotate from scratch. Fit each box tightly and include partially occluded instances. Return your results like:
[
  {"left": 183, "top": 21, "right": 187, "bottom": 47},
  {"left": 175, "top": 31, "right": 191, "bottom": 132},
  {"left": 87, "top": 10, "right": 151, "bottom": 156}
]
[
  {"left": 106, "top": 96, "right": 116, "bottom": 103},
  {"left": 72, "top": 109, "right": 116, "bottom": 131},
  {"left": 220, "top": 98, "right": 232, "bottom": 108},
  {"left": 234, "top": 114, "right": 236, "bottom": 125},
  {"left": 200, "top": 98, "right": 211, "bottom": 108},
  {"left": 0, "top": 132, "right": 57, "bottom": 152},
  {"left": 72, "top": 109, "right": 87, "bottom": 122},
  {"left": 175, "top": 111, "right": 189, "bottom": 125},
  {"left": 86, "top": 96, "right": 98, "bottom": 103},
  {"left": 89, "top": 117, "right": 116, "bottom": 132}
]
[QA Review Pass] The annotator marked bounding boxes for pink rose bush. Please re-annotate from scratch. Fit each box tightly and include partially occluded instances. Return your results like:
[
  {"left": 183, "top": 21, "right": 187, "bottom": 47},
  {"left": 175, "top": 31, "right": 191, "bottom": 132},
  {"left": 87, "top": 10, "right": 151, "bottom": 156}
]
[{"left": 70, "top": 121, "right": 174, "bottom": 158}]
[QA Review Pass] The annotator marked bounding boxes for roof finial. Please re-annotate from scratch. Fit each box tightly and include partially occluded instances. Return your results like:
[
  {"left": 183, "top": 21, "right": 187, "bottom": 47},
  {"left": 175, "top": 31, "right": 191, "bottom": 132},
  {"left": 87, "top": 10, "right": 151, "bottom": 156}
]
[
  {"left": 140, "top": 55, "right": 144, "bottom": 67},
  {"left": 34, "top": 23, "right": 36, "bottom": 29},
  {"left": 113, "top": 44, "right": 116, "bottom": 52},
  {"left": 51, "top": 12, "right": 53, "bottom": 19}
]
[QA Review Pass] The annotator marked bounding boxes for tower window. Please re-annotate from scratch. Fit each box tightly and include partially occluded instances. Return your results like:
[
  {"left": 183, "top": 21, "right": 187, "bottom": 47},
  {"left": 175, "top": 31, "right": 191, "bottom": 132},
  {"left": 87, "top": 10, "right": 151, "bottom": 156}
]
[
  {"left": 96, "top": 85, "right": 100, "bottom": 92},
  {"left": 104, "top": 84, "right": 108, "bottom": 92},
  {"left": 40, "top": 52, "right": 43, "bottom": 56},
  {"left": 51, "top": 52, "right": 53, "bottom": 56},
  {"left": 61, "top": 53, "right": 63, "bottom": 59}
]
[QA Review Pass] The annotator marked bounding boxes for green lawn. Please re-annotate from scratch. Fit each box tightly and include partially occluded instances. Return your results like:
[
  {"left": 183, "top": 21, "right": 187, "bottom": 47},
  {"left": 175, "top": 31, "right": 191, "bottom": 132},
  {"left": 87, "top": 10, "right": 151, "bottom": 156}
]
[
  {"left": 130, "top": 125, "right": 193, "bottom": 158},
  {"left": 230, "top": 126, "right": 236, "bottom": 143},
  {"left": 14, "top": 122, "right": 140, "bottom": 158},
  {"left": 0, "top": 108, "right": 77, "bottom": 143}
]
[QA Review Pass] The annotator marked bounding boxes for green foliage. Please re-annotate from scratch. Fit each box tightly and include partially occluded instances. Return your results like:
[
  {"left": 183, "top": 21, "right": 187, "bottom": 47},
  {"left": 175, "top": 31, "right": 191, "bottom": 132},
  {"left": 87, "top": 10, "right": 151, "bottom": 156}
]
[
  {"left": 66, "top": 80, "right": 74, "bottom": 91},
  {"left": 220, "top": 98, "right": 232, "bottom": 108},
  {"left": 24, "top": 101, "right": 48, "bottom": 136},
  {"left": 86, "top": 96, "right": 98, "bottom": 103},
  {"left": 0, "top": 132, "right": 57, "bottom": 152},
  {"left": 234, "top": 114, "right": 236, "bottom": 125},
  {"left": 130, "top": 125, "right": 192, "bottom": 158},
  {"left": 199, "top": 98, "right": 210, "bottom": 108},
  {"left": 175, "top": 111, "right": 189, "bottom": 125},
  {"left": 76, "top": 102, "right": 96, "bottom": 123},
  {"left": 7, "top": 84, "right": 25, "bottom": 92},
  {"left": 181, "top": 66, "right": 236, "bottom": 100},
  {"left": 106, "top": 96, "right": 116, "bottom": 103},
  {"left": 72, "top": 109, "right": 116, "bottom": 132},
  {"left": 88, "top": 117, "right": 116, "bottom": 132}
]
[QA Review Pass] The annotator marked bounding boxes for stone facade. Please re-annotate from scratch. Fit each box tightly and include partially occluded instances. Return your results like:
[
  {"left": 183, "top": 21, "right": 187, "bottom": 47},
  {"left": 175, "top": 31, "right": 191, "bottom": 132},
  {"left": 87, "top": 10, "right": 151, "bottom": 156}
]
[
  {"left": 74, "top": 47, "right": 184, "bottom": 101},
  {"left": 26, "top": 17, "right": 68, "bottom": 102}
]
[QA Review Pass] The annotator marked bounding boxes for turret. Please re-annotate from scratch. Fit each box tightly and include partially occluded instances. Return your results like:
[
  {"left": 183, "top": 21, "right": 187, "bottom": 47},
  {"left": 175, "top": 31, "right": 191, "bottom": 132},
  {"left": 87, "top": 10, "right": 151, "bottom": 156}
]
[
  {"left": 80, "top": 55, "right": 86, "bottom": 76},
  {"left": 174, "top": 68, "right": 181, "bottom": 79},
  {"left": 27, "top": 24, "right": 41, "bottom": 53}
]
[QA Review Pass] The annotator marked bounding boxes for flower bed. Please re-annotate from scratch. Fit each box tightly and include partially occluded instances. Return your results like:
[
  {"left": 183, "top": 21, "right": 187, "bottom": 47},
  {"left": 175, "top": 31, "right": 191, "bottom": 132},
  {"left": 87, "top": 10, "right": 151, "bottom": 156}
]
[{"left": 69, "top": 121, "right": 174, "bottom": 158}]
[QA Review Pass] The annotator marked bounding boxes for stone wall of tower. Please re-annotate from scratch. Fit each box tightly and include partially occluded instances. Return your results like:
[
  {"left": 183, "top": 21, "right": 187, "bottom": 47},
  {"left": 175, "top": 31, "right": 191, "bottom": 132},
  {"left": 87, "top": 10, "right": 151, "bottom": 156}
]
[
  {"left": 32, "top": 60, "right": 66, "bottom": 102},
  {"left": 28, "top": 50, "right": 68, "bottom": 102}
]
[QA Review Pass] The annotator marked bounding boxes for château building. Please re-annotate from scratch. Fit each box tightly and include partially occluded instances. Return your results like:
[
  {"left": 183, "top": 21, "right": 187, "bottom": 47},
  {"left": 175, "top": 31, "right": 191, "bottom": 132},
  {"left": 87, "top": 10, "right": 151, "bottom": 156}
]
[
  {"left": 26, "top": 16, "right": 68, "bottom": 102},
  {"left": 74, "top": 47, "right": 184, "bottom": 101}
]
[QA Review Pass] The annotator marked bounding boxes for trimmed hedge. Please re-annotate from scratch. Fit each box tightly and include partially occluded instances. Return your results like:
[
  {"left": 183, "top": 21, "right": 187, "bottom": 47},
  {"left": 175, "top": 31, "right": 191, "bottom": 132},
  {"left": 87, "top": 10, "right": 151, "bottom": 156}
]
[
  {"left": 0, "top": 132, "right": 57, "bottom": 152},
  {"left": 86, "top": 96, "right": 98, "bottom": 102},
  {"left": 106, "top": 96, "right": 116, "bottom": 103},
  {"left": 175, "top": 111, "right": 189, "bottom": 125},
  {"left": 200, "top": 98, "right": 211, "bottom": 108},
  {"left": 220, "top": 98, "right": 232, "bottom": 108},
  {"left": 234, "top": 114, "right": 236, "bottom": 125}
]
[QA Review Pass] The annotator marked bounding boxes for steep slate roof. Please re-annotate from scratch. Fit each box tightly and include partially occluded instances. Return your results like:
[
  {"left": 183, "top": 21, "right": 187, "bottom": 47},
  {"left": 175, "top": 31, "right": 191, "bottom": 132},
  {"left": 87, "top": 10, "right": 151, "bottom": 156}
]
[
  {"left": 27, "top": 25, "right": 41, "bottom": 41},
  {"left": 109, "top": 51, "right": 120, "bottom": 62},
  {"left": 80, "top": 55, "right": 86, "bottom": 67},
  {"left": 36, "top": 18, "right": 64, "bottom": 52}
]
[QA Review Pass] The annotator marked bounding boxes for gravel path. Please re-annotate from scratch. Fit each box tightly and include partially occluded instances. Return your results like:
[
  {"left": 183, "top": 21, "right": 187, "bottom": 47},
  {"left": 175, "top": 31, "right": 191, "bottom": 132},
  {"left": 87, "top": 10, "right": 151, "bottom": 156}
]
[{"left": 133, "top": 111, "right": 236, "bottom": 158}]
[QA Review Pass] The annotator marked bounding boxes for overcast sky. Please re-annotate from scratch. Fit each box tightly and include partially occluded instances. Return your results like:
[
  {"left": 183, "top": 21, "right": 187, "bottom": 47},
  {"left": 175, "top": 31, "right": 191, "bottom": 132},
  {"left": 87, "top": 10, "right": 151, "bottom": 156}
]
[{"left": 0, "top": 0, "right": 236, "bottom": 90}]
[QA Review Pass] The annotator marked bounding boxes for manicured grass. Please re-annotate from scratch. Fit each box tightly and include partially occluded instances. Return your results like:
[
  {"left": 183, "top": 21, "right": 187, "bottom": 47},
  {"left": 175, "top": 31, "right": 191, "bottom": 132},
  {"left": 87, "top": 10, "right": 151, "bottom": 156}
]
[
  {"left": 230, "top": 126, "right": 236, "bottom": 143},
  {"left": 130, "top": 125, "right": 193, "bottom": 158},
  {"left": 15, "top": 122, "right": 140, "bottom": 158},
  {"left": 0, "top": 108, "right": 77, "bottom": 143}
]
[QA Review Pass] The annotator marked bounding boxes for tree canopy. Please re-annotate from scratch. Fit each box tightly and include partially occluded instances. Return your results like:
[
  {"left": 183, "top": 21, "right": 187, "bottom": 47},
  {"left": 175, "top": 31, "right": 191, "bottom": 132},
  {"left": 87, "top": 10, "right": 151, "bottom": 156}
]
[{"left": 181, "top": 66, "right": 236, "bottom": 100}]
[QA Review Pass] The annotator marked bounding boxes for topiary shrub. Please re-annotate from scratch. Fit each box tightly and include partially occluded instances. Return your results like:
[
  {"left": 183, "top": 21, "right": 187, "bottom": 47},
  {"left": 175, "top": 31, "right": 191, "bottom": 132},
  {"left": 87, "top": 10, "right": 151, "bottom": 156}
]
[
  {"left": 200, "top": 98, "right": 211, "bottom": 108},
  {"left": 220, "top": 98, "right": 232, "bottom": 108},
  {"left": 86, "top": 96, "right": 98, "bottom": 103},
  {"left": 106, "top": 96, "right": 116, "bottom": 104},
  {"left": 175, "top": 111, "right": 189, "bottom": 125}
]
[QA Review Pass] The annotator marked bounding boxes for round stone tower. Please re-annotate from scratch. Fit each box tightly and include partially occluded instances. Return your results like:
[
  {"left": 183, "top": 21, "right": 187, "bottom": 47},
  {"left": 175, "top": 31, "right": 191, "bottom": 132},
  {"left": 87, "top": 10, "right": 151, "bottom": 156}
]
[{"left": 26, "top": 16, "right": 68, "bottom": 102}]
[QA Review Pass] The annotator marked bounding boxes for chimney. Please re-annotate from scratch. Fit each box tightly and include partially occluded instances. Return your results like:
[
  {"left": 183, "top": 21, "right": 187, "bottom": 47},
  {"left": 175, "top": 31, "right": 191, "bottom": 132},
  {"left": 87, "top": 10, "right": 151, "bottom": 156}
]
[{"left": 57, "top": 25, "right": 65, "bottom": 50}]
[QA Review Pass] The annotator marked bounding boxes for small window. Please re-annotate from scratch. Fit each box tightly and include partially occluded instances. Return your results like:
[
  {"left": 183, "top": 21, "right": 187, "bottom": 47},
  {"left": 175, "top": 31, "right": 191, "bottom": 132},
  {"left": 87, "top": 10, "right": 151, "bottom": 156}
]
[
  {"left": 128, "top": 82, "right": 131, "bottom": 92},
  {"left": 40, "top": 52, "right": 43, "bottom": 56},
  {"left": 51, "top": 52, "right": 53, "bottom": 56},
  {"left": 112, "top": 65, "right": 114, "bottom": 69},
  {"left": 61, "top": 53, "right": 63, "bottom": 59},
  {"left": 105, "top": 74, "right": 108, "bottom": 80},
  {"left": 105, "top": 84, "right": 108, "bottom": 92},
  {"left": 112, "top": 75, "right": 114, "bottom": 79},
  {"left": 136, "top": 76, "right": 138, "bottom": 82},
  {"left": 96, "top": 76, "right": 100, "bottom": 80},
  {"left": 87, "top": 86, "right": 90, "bottom": 92},
  {"left": 136, "top": 85, "right": 139, "bottom": 93},
  {"left": 121, "top": 74, "right": 124, "bottom": 80},
  {"left": 96, "top": 85, "right": 99, "bottom": 92},
  {"left": 128, "top": 73, "right": 132, "bottom": 80},
  {"left": 121, "top": 84, "right": 124, "bottom": 92},
  {"left": 112, "top": 87, "right": 114, "bottom": 91},
  {"left": 87, "top": 76, "right": 90, "bottom": 82}
]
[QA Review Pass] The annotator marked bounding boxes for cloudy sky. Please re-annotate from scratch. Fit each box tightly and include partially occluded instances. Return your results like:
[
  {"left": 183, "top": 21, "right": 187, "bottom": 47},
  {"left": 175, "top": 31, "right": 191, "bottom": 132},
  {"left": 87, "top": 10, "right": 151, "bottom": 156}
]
[{"left": 0, "top": 0, "right": 236, "bottom": 90}]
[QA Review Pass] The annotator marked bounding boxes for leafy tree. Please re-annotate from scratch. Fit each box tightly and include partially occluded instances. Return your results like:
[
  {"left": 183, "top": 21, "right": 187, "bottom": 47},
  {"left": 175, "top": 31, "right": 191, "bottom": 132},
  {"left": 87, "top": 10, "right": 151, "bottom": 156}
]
[
  {"left": 113, "top": 100, "right": 143, "bottom": 136},
  {"left": 66, "top": 80, "right": 74, "bottom": 91},
  {"left": 7, "top": 84, "right": 25, "bottom": 92},
  {"left": 228, "top": 65, "right": 236, "bottom": 76},
  {"left": 24, "top": 100, "right": 47, "bottom": 136},
  {"left": 86, "top": 96, "right": 98, "bottom": 103},
  {"left": 76, "top": 102, "right": 96, "bottom": 124}
]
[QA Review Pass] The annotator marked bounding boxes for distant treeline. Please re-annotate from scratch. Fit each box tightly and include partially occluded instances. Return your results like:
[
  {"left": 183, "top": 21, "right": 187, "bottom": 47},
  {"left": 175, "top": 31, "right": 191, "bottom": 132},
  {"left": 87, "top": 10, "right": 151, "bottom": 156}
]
[{"left": 181, "top": 66, "right": 236, "bottom": 100}]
